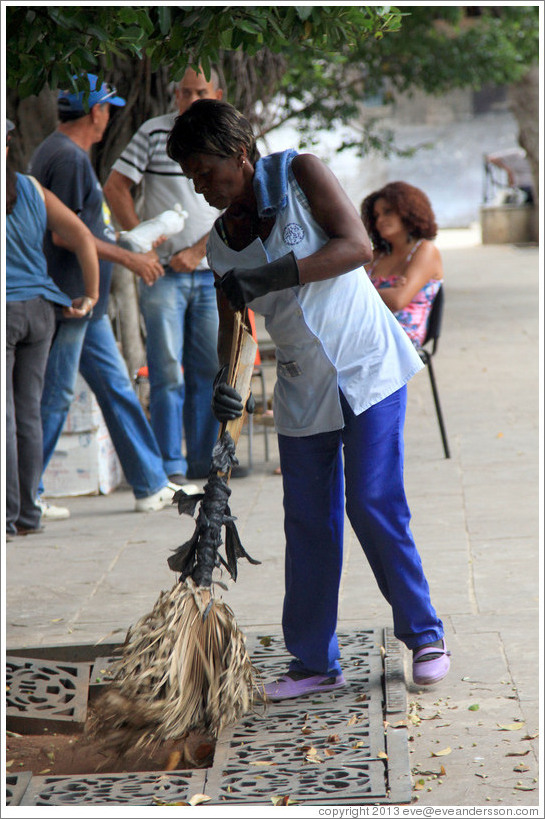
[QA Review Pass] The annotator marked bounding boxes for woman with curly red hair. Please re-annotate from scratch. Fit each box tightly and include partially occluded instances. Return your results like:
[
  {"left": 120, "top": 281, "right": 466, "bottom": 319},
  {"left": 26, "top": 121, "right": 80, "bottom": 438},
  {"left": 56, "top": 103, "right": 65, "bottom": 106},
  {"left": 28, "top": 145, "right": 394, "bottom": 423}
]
[{"left": 361, "top": 182, "right": 443, "bottom": 346}]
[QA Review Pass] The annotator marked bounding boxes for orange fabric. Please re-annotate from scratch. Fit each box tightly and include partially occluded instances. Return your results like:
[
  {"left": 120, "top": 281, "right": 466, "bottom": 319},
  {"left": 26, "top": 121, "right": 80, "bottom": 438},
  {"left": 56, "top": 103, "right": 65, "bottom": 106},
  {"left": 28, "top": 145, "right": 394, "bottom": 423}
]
[{"left": 247, "top": 309, "right": 262, "bottom": 366}]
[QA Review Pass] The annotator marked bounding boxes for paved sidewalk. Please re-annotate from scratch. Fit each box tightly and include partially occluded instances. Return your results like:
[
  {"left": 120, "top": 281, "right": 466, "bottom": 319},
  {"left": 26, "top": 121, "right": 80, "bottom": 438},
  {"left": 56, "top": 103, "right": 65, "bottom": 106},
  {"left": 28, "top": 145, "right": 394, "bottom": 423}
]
[{"left": 4, "top": 232, "right": 541, "bottom": 808}]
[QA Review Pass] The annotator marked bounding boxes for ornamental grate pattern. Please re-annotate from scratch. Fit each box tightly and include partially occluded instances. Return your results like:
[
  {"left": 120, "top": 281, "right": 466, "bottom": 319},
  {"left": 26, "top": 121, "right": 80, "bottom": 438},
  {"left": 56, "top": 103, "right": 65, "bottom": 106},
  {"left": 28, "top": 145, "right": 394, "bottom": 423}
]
[
  {"left": 6, "top": 657, "right": 89, "bottom": 733},
  {"left": 6, "top": 628, "right": 411, "bottom": 806}
]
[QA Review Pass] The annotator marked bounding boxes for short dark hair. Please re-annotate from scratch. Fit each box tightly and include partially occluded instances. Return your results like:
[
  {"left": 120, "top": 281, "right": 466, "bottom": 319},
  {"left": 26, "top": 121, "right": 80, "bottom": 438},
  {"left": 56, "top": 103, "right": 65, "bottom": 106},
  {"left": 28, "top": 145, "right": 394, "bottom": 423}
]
[
  {"left": 361, "top": 181, "right": 437, "bottom": 252},
  {"left": 167, "top": 99, "right": 260, "bottom": 167}
]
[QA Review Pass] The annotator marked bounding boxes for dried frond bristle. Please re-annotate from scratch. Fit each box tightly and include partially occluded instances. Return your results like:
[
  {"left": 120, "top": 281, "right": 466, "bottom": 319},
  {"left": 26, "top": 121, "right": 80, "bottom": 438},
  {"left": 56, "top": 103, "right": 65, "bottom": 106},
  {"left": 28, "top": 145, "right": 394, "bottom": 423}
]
[{"left": 90, "top": 579, "right": 263, "bottom": 755}]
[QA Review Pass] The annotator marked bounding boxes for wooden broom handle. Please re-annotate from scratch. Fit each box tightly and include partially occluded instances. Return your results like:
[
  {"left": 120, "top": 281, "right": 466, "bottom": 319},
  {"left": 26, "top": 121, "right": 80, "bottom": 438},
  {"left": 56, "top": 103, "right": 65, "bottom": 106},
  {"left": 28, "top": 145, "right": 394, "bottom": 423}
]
[{"left": 221, "top": 310, "right": 258, "bottom": 452}]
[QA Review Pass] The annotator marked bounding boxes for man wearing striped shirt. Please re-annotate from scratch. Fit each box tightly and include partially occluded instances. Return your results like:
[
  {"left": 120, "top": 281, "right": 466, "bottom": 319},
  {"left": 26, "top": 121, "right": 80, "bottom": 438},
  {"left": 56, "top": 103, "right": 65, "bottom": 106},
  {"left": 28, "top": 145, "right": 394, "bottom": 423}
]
[{"left": 104, "top": 67, "right": 223, "bottom": 483}]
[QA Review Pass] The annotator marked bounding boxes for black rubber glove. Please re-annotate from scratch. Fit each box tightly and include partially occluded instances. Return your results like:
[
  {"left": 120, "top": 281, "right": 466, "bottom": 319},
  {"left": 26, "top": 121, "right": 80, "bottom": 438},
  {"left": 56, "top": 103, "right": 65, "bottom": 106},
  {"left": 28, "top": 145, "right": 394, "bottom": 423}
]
[
  {"left": 216, "top": 251, "right": 300, "bottom": 312},
  {"left": 211, "top": 366, "right": 255, "bottom": 422}
]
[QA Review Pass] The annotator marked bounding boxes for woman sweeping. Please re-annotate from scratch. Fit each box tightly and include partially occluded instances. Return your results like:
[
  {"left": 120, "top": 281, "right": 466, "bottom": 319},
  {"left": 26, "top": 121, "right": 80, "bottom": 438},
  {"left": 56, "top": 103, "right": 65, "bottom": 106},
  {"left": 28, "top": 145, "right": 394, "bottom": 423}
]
[{"left": 167, "top": 100, "right": 450, "bottom": 699}]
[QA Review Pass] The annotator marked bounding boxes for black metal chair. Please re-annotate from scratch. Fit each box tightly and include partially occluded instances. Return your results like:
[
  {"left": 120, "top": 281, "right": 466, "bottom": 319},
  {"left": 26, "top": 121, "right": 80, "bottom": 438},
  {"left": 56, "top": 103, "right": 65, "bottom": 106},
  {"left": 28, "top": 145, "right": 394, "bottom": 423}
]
[{"left": 416, "top": 286, "right": 451, "bottom": 459}]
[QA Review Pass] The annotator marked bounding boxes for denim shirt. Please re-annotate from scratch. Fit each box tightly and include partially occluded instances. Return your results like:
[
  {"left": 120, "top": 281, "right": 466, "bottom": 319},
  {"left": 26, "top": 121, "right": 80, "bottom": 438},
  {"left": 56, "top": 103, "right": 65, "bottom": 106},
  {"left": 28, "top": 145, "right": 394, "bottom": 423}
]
[{"left": 207, "top": 151, "right": 423, "bottom": 436}]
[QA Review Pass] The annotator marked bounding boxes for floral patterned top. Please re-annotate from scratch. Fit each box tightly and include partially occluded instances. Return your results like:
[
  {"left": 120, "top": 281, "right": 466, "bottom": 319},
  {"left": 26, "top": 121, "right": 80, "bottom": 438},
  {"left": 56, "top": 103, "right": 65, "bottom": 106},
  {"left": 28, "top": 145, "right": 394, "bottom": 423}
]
[{"left": 367, "top": 239, "right": 442, "bottom": 347}]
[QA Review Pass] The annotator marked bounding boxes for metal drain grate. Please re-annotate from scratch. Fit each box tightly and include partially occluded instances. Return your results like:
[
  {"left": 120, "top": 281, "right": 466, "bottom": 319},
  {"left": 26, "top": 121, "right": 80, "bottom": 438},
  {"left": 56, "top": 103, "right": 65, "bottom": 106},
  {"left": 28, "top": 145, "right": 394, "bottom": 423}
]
[
  {"left": 19, "top": 771, "right": 206, "bottom": 806},
  {"left": 384, "top": 626, "right": 408, "bottom": 714},
  {"left": 205, "top": 627, "right": 411, "bottom": 805},
  {"left": 6, "top": 627, "right": 411, "bottom": 806},
  {"left": 6, "top": 657, "right": 89, "bottom": 733},
  {"left": 5, "top": 772, "right": 33, "bottom": 807}
]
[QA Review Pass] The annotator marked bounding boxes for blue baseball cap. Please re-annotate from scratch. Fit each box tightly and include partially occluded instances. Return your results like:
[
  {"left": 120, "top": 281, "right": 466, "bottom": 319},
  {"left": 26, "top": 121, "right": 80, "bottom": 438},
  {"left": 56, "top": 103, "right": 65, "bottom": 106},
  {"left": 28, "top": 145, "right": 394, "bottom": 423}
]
[{"left": 58, "top": 74, "right": 126, "bottom": 114}]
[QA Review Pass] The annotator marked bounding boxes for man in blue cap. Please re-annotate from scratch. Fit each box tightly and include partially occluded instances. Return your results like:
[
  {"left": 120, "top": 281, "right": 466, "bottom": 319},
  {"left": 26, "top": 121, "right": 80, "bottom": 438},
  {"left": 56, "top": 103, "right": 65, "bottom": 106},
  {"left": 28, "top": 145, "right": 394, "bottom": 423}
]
[{"left": 29, "top": 74, "right": 198, "bottom": 516}]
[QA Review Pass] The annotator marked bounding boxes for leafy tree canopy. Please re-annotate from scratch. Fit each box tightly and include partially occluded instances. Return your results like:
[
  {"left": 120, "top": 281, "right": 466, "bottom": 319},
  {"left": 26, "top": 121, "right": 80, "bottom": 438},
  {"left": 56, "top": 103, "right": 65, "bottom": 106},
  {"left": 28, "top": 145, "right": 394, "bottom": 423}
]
[
  {"left": 5, "top": 5, "right": 539, "bottom": 172},
  {"left": 268, "top": 5, "right": 539, "bottom": 152},
  {"left": 6, "top": 5, "right": 404, "bottom": 100}
]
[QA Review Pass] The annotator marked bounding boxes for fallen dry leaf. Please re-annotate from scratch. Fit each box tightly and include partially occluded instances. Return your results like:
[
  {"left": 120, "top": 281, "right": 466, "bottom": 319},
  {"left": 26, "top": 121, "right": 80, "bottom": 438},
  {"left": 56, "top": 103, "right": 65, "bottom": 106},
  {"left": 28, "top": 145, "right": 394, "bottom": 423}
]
[
  {"left": 252, "top": 760, "right": 276, "bottom": 766},
  {"left": 440, "top": 765, "right": 447, "bottom": 776},
  {"left": 413, "top": 779, "right": 425, "bottom": 790},
  {"left": 271, "top": 795, "right": 300, "bottom": 805},
  {"left": 497, "top": 722, "right": 525, "bottom": 731},
  {"left": 506, "top": 750, "right": 530, "bottom": 757},
  {"left": 513, "top": 764, "right": 530, "bottom": 773},
  {"left": 259, "top": 635, "right": 272, "bottom": 646},
  {"left": 38, "top": 769, "right": 51, "bottom": 775},
  {"left": 431, "top": 747, "right": 452, "bottom": 757},
  {"left": 154, "top": 800, "right": 189, "bottom": 806},
  {"left": 6, "top": 760, "right": 14, "bottom": 768},
  {"left": 378, "top": 751, "right": 388, "bottom": 760},
  {"left": 347, "top": 714, "right": 360, "bottom": 726},
  {"left": 514, "top": 785, "right": 536, "bottom": 792},
  {"left": 188, "top": 794, "right": 211, "bottom": 805},
  {"left": 327, "top": 734, "right": 340, "bottom": 744},
  {"left": 324, "top": 749, "right": 335, "bottom": 757}
]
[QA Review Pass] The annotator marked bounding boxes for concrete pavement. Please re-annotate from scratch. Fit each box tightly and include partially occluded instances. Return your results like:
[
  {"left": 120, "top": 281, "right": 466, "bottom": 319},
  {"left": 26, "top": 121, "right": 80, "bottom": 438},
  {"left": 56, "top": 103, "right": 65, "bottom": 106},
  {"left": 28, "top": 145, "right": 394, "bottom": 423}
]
[{"left": 4, "top": 231, "right": 541, "bottom": 808}]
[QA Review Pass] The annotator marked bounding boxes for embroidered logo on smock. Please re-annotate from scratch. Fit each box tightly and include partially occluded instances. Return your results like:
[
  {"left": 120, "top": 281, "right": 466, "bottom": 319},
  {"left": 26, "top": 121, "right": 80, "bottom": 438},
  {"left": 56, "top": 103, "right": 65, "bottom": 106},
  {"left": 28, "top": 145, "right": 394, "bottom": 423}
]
[{"left": 283, "top": 222, "right": 304, "bottom": 246}]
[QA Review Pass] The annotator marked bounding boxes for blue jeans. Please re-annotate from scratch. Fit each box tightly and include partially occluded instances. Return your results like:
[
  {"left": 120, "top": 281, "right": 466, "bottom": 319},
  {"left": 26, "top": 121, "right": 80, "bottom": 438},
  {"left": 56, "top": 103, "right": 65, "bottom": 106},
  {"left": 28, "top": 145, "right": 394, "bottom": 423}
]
[
  {"left": 139, "top": 269, "right": 219, "bottom": 479},
  {"left": 278, "top": 386, "right": 444, "bottom": 676},
  {"left": 40, "top": 315, "right": 168, "bottom": 499}
]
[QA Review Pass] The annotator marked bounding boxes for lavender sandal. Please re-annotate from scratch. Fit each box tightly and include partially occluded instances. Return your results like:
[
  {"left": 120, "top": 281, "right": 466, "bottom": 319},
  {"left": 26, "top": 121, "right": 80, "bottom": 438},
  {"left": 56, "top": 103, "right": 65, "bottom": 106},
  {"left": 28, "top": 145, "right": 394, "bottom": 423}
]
[
  {"left": 412, "top": 639, "right": 451, "bottom": 686},
  {"left": 264, "top": 670, "right": 346, "bottom": 701}
]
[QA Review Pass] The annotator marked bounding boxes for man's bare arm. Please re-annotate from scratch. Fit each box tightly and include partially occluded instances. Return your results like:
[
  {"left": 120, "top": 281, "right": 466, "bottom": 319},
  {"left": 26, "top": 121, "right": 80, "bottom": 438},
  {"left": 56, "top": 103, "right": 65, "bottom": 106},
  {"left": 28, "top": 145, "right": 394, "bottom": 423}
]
[{"left": 103, "top": 170, "right": 140, "bottom": 230}]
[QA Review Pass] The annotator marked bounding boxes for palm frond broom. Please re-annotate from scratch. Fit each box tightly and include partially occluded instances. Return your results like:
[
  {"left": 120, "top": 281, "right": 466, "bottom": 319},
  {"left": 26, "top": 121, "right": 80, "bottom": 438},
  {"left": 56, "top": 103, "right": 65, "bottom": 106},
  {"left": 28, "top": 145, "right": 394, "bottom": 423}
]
[{"left": 90, "top": 313, "right": 263, "bottom": 755}]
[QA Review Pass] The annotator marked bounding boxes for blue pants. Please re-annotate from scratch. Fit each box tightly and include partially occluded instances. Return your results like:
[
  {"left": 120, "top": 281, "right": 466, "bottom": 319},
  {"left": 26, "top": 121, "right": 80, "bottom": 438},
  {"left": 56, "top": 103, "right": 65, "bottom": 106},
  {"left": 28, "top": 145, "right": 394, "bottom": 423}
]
[
  {"left": 139, "top": 269, "right": 219, "bottom": 479},
  {"left": 40, "top": 315, "right": 168, "bottom": 499},
  {"left": 278, "top": 386, "right": 443, "bottom": 676}
]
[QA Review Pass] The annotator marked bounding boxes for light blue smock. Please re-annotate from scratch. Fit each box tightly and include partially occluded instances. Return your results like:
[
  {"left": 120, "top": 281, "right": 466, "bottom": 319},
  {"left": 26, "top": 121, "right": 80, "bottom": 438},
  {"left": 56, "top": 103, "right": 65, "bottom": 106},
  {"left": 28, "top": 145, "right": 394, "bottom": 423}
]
[{"left": 207, "top": 151, "right": 423, "bottom": 437}]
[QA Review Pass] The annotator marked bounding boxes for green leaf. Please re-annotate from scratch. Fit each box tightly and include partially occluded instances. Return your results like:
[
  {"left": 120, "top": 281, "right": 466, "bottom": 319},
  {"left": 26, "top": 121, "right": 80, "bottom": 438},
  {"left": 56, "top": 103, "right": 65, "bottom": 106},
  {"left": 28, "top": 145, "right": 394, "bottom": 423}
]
[
  {"left": 468, "top": 704, "right": 480, "bottom": 711},
  {"left": 295, "top": 6, "right": 313, "bottom": 22},
  {"left": 158, "top": 7, "right": 171, "bottom": 36}
]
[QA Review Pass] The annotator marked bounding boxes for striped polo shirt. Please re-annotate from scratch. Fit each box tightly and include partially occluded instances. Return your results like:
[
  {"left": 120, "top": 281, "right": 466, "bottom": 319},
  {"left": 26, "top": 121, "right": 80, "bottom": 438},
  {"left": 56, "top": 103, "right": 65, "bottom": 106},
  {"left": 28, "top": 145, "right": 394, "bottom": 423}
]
[{"left": 111, "top": 112, "right": 220, "bottom": 268}]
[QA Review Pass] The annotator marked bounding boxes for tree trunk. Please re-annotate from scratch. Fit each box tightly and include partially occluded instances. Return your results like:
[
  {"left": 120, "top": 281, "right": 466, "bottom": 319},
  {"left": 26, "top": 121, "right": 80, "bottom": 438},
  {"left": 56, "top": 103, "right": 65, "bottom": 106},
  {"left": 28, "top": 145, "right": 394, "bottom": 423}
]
[
  {"left": 508, "top": 64, "right": 539, "bottom": 242},
  {"left": 108, "top": 265, "right": 147, "bottom": 380}
]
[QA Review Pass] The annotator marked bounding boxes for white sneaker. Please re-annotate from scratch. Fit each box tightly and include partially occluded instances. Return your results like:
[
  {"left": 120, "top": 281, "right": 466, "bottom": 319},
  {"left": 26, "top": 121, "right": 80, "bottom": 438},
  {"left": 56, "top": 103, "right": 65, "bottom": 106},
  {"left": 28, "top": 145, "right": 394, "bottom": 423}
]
[
  {"left": 134, "top": 485, "right": 176, "bottom": 512},
  {"left": 167, "top": 480, "right": 201, "bottom": 496},
  {"left": 37, "top": 499, "right": 70, "bottom": 520},
  {"left": 134, "top": 481, "right": 203, "bottom": 512}
]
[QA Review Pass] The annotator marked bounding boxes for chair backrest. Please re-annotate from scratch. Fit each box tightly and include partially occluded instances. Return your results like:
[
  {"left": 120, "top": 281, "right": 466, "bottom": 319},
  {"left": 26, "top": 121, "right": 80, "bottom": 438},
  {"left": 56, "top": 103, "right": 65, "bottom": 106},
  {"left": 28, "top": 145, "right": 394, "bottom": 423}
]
[{"left": 422, "top": 286, "right": 444, "bottom": 354}]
